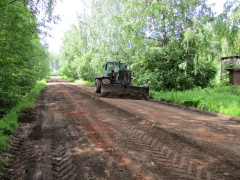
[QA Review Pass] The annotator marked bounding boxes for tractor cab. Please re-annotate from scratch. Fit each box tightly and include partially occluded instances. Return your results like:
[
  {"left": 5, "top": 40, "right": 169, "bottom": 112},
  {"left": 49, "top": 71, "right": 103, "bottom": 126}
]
[{"left": 103, "top": 62, "right": 127, "bottom": 76}]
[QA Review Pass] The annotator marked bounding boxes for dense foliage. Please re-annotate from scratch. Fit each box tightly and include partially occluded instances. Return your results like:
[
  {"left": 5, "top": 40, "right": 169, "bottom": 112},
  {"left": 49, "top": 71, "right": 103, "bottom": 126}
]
[
  {"left": 0, "top": 0, "right": 56, "bottom": 117},
  {"left": 59, "top": 0, "right": 240, "bottom": 91}
]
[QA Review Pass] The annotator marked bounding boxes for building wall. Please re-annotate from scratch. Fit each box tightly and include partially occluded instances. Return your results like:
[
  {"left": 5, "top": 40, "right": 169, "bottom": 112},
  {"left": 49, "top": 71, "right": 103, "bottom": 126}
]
[
  {"left": 221, "top": 56, "right": 240, "bottom": 83},
  {"left": 233, "top": 71, "right": 240, "bottom": 85}
]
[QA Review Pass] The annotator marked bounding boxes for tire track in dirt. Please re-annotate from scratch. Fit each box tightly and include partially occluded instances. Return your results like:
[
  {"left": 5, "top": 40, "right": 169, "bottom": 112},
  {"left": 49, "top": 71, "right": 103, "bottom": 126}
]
[
  {"left": 28, "top": 127, "right": 77, "bottom": 180},
  {"left": 116, "top": 120, "right": 212, "bottom": 180},
  {"left": 46, "top": 82, "right": 136, "bottom": 179},
  {"left": 51, "top": 129, "right": 76, "bottom": 180},
  {"left": 37, "top": 84, "right": 77, "bottom": 180},
  {"left": 2, "top": 134, "right": 29, "bottom": 179},
  {"left": 2, "top": 78, "right": 240, "bottom": 179},
  {"left": 1, "top": 125, "right": 36, "bottom": 180},
  {"left": 60, "top": 88, "right": 148, "bottom": 179},
  {"left": 63, "top": 82, "right": 240, "bottom": 179},
  {"left": 61, "top": 84, "right": 199, "bottom": 179},
  {"left": 1, "top": 82, "right": 78, "bottom": 180}
]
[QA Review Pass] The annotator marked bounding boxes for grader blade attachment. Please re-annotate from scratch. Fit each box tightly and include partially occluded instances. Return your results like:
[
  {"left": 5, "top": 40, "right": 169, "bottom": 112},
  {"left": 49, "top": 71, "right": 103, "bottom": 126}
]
[
  {"left": 101, "top": 84, "right": 149, "bottom": 97},
  {"left": 101, "top": 84, "right": 125, "bottom": 94},
  {"left": 127, "top": 86, "right": 149, "bottom": 96}
]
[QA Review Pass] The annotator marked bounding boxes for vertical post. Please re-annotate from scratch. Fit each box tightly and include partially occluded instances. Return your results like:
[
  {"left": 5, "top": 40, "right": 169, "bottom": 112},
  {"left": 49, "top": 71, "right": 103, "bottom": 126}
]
[
  {"left": 220, "top": 58, "right": 223, "bottom": 82},
  {"left": 124, "top": 69, "right": 127, "bottom": 89}
]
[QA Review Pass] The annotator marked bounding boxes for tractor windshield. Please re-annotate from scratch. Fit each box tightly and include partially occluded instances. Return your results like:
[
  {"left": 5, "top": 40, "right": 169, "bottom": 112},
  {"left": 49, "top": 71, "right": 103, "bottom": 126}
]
[{"left": 107, "top": 62, "right": 125, "bottom": 73}]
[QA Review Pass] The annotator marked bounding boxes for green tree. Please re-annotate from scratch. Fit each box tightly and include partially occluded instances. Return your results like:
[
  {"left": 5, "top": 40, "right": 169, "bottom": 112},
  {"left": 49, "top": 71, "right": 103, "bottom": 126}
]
[
  {"left": 59, "top": 0, "right": 239, "bottom": 91},
  {"left": 113, "top": 0, "right": 217, "bottom": 90},
  {"left": 214, "top": 0, "right": 240, "bottom": 57},
  {"left": 0, "top": 0, "right": 56, "bottom": 116}
]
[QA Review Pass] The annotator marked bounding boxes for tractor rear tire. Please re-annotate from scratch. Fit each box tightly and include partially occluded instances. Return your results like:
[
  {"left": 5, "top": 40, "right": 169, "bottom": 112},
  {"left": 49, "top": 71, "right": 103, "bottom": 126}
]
[{"left": 95, "top": 79, "right": 101, "bottom": 93}]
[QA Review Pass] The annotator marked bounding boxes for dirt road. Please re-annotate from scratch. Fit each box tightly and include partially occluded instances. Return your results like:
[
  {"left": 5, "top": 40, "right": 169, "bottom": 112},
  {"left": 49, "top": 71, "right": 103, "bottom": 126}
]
[{"left": 2, "top": 78, "right": 240, "bottom": 179}]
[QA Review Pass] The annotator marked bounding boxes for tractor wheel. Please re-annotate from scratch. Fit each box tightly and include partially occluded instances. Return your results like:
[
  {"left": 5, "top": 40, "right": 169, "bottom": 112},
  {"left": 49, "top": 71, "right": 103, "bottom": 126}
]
[
  {"left": 102, "top": 78, "right": 111, "bottom": 84},
  {"left": 95, "top": 79, "right": 101, "bottom": 93}
]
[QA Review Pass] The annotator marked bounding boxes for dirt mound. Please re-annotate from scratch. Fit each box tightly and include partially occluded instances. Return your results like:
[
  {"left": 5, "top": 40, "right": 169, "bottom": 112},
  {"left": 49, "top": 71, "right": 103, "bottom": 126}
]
[
  {"left": 100, "top": 90, "right": 148, "bottom": 100},
  {"left": 18, "top": 108, "right": 38, "bottom": 123}
]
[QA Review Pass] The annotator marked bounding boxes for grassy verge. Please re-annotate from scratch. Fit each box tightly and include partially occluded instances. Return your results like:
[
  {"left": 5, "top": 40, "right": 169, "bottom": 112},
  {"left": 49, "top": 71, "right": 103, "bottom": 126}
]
[
  {"left": 150, "top": 85, "right": 240, "bottom": 118},
  {"left": 75, "top": 79, "right": 95, "bottom": 86},
  {"left": 0, "top": 76, "right": 50, "bottom": 153},
  {"left": 61, "top": 76, "right": 76, "bottom": 82},
  {"left": 61, "top": 76, "right": 95, "bottom": 87}
]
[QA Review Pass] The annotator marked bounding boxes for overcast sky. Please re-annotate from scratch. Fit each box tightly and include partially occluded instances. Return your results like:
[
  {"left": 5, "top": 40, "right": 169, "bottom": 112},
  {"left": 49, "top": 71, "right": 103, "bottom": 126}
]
[{"left": 45, "top": 0, "right": 227, "bottom": 54}]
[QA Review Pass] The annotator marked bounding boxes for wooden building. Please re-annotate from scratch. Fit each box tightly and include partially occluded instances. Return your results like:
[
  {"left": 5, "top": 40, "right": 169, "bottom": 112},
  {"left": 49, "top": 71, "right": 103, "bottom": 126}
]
[{"left": 221, "top": 56, "right": 240, "bottom": 85}]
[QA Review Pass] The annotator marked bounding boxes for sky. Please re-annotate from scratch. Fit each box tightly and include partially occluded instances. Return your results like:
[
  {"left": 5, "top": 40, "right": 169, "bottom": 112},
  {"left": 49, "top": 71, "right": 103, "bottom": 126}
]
[{"left": 45, "top": 0, "right": 227, "bottom": 54}]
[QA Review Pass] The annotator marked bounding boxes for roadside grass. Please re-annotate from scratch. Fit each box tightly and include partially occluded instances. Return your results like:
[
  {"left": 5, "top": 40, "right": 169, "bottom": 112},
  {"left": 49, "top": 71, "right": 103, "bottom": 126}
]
[
  {"left": 75, "top": 79, "right": 95, "bottom": 86},
  {"left": 0, "top": 76, "right": 50, "bottom": 164},
  {"left": 61, "top": 76, "right": 95, "bottom": 86},
  {"left": 150, "top": 85, "right": 240, "bottom": 118},
  {"left": 61, "top": 76, "right": 76, "bottom": 82}
]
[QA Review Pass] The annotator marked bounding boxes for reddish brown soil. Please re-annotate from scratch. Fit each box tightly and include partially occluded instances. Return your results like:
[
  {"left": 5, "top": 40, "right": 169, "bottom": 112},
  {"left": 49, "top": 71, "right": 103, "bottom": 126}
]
[{"left": 1, "top": 78, "right": 240, "bottom": 179}]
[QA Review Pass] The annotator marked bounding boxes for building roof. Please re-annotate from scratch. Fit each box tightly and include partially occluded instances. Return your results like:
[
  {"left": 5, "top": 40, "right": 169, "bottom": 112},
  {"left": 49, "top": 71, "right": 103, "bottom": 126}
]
[
  {"left": 226, "top": 68, "right": 240, "bottom": 72},
  {"left": 221, "top": 56, "right": 240, "bottom": 60}
]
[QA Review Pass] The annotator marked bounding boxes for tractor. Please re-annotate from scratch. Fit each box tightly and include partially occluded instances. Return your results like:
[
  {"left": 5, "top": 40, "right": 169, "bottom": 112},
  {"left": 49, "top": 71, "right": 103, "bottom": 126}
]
[{"left": 95, "top": 61, "right": 149, "bottom": 96}]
